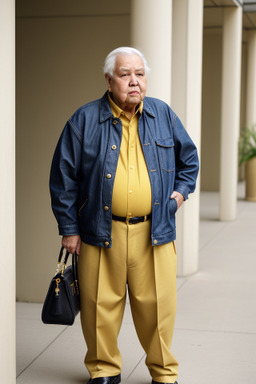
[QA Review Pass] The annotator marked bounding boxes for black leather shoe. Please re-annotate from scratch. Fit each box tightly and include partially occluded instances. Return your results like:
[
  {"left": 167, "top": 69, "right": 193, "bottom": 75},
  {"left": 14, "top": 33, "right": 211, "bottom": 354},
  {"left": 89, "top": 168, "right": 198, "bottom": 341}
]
[
  {"left": 152, "top": 380, "right": 178, "bottom": 384},
  {"left": 88, "top": 374, "right": 121, "bottom": 384}
]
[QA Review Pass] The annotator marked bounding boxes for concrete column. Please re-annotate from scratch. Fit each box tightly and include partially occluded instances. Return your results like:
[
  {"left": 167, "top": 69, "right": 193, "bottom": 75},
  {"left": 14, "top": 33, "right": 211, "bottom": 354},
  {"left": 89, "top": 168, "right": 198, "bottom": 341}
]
[
  {"left": 131, "top": 0, "right": 172, "bottom": 104},
  {"left": 171, "top": 0, "right": 203, "bottom": 276},
  {"left": 220, "top": 7, "right": 242, "bottom": 221},
  {"left": 0, "top": 1, "right": 16, "bottom": 383},
  {"left": 246, "top": 30, "right": 256, "bottom": 128}
]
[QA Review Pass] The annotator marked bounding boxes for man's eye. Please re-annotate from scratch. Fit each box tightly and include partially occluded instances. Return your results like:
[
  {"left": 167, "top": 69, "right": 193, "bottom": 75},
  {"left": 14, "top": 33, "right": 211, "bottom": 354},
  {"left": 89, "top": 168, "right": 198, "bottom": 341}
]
[
  {"left": 121, "top": 74, "right": 127, "bottom": 77},
  {"left": 137, "top": 73, "right": 144, "bottom": 76}
]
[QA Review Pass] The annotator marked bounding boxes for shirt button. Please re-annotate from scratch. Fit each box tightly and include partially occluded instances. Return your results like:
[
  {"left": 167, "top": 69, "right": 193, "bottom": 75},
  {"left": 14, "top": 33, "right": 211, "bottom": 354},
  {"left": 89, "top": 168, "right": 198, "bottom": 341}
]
[
  {"left": 112, "top": 145, "right": 117, "bottom": 150},
  {"left": 130, "top": 165, "right": 134, "bottom": 169},
  {"left": 104, "top": 206, "right": 109, "bottom": 211},
  {"left": 105, "top": 241, "right": 110, "bottom": 246},
  {"left": 154, "top": 239, "right": 158, "bottom": 245},
  {"left": 129, "top": 190, "right": 133, "bottom": 194},
  {"left": 106, "top": 174, "right": 112, "bottom": 179}
]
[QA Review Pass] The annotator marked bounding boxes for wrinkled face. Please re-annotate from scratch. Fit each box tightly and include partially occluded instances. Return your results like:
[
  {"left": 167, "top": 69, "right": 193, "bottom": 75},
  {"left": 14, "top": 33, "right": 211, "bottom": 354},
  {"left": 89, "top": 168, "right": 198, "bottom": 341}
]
[{"left": 105, "top": 54, "right": 147, "bottom": 116}]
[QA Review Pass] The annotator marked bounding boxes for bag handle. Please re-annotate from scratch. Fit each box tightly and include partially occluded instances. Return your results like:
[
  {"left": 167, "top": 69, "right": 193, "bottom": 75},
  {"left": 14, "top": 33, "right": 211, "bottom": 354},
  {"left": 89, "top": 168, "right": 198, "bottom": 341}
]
[{"left": 55, "top": 246, "right": 78, "bottom": 279}]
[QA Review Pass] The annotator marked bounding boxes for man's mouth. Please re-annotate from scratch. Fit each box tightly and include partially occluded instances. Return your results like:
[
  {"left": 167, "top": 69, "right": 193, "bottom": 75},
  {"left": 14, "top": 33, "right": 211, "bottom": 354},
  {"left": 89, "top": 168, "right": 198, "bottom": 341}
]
[{"left": 129, "top": 90, "right": 139, "bottom": 95}]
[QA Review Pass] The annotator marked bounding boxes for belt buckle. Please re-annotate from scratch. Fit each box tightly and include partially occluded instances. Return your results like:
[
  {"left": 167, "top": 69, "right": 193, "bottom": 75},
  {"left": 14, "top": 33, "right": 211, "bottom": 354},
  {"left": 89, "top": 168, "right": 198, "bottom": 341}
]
[
  {"left": 126, "top": 216, "right": 130, "bottom": 224},
  {"left": 144, "top": 215, "right": 147, "bottom": 222}
]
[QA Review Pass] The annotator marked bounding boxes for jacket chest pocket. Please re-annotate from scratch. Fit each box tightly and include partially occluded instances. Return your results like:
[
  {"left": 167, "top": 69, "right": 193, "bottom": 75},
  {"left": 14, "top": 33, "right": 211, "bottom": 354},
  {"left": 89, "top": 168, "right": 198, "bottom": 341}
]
[{"left": 155, "top": 138, "right": 175, "bottom": 172}]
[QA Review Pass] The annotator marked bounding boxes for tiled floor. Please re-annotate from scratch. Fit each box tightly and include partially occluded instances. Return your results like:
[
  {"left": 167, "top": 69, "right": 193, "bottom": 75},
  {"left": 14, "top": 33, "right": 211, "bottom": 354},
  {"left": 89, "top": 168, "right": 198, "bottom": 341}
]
[{"left": 16, "top": 183, "right": 256, "bottom": 384}]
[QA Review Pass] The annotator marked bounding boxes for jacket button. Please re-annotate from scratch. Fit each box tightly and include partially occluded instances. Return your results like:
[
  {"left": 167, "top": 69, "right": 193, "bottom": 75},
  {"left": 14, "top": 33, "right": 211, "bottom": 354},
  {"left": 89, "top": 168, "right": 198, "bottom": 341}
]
[
  {"left": 112, "top": 145, "right": 117, "bottom": 150},
  {"left": 154, "top": 239, "right": 158, "bottom": 245},
  {"left": 106, "top": 173, "right": 112, "bottom": 179},
  {"left": 104, "top": 206, "right": 109, "bottom": 211},
  {"left": 113, "top": 120, "right": 118, "bottom": 125},
  {"left": 105, "top": 241, "right": 110, "bottom": 246}
]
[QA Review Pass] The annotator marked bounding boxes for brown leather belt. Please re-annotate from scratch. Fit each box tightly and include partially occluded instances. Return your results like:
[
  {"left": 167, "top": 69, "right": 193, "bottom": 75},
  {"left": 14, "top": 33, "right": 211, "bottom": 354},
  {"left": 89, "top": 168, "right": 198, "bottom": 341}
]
[{"left": 112, "top": 213, "right": 152, "bottom": 225}]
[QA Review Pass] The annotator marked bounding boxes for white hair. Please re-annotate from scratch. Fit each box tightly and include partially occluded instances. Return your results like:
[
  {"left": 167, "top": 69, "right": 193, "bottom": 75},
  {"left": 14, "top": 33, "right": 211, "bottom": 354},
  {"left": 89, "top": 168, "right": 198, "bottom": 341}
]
[{"left": 103, "top": 47, "right": 150, "bottom": 76}]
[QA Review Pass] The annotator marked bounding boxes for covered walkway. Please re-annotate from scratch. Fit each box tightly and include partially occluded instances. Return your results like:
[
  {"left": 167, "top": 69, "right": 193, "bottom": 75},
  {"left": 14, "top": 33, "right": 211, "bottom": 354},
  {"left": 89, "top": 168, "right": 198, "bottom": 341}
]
[{"left": 17, "top": 183, "right": 256, "bottom": 384}]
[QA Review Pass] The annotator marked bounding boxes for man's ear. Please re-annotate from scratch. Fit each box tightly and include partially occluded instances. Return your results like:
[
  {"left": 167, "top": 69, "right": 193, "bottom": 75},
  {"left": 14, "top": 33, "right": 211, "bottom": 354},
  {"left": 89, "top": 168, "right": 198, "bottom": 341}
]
[{"left": 105, "top": 74, "right": 112, "bottom": 92}]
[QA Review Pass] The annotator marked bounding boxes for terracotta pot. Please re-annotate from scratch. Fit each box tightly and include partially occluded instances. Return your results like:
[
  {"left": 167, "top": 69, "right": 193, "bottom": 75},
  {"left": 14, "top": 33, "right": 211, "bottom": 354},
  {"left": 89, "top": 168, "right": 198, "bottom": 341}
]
[{"left": 245, "top": 157, "right": 256, "bottom": 201}]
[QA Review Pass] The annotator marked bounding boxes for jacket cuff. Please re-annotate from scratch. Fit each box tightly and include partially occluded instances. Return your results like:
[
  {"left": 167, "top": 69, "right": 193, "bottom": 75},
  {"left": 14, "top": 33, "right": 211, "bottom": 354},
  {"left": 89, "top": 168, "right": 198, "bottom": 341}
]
[
  {"left": 174, "top": 183, "right": 190, "bottom": 201},
  {"left": 58, "top": 223, "right": 80, "bottom": 236}
]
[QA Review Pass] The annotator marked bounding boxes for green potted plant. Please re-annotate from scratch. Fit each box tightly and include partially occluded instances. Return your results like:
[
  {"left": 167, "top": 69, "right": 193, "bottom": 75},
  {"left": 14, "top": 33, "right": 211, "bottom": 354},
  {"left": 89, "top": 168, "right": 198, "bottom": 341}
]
[{"left": 239, "top": 124, "right": 256, "bottom": 201}]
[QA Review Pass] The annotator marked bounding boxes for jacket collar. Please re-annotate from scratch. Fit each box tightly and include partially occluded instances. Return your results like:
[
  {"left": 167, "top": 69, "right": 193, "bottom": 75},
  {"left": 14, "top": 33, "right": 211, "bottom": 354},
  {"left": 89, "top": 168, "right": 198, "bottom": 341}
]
[
  {"left": 142, "top": 98, "right": 155, "bottom": 118},
  {"left": 99, "top": 91, "right": 155, "bottom": 123}
]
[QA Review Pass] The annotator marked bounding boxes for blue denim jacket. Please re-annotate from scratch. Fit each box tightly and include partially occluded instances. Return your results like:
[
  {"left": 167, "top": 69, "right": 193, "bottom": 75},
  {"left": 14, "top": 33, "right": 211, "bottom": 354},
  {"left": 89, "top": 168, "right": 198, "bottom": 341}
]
[{"left": 50, "top": 92, "right": 199, "bottom": 247}]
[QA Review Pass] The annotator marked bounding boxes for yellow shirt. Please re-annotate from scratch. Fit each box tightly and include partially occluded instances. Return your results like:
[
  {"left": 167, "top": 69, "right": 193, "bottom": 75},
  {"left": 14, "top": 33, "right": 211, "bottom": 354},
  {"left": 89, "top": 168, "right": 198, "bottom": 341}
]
[{"left": 108, "top": 93, "right": 152, "bottom": 217}]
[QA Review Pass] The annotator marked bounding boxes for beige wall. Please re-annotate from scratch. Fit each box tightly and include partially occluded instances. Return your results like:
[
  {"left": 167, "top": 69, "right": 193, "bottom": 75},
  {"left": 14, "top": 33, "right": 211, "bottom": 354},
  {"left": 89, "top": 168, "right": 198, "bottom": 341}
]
[
  {"left": 16, "top": 0, "right": 130, "bottom": 302},
  {"left": 200, "top": 26, "right": 248, "bottom": 191},
  {"left": 201, "top": 29, "right": 222, "bottom": 191}
]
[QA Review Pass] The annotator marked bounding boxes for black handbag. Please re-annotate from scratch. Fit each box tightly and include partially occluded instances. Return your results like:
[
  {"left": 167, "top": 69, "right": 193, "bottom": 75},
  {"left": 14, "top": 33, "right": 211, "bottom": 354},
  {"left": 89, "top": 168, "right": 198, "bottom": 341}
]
[{"left": 41, "top": 246, "right": 80, "bottom": 325}]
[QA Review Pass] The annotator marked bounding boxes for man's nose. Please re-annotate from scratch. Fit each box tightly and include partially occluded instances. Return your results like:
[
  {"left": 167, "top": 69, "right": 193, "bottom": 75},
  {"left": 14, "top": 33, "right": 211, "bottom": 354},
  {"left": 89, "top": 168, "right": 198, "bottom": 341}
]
[{"left": 129, "top": 74, "right": 138, "bottom": 86}]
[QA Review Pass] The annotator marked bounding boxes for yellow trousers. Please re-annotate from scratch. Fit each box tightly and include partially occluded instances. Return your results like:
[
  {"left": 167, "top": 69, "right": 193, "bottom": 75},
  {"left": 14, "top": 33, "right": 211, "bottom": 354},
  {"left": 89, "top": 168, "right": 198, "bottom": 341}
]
[{"left": 78, "top": 219, "right": 178, "bottom": 383}]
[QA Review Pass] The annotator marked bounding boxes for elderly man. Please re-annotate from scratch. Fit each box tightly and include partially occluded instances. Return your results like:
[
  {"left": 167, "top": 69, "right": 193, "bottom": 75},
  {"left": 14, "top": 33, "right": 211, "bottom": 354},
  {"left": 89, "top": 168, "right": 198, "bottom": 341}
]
[{"left": 50, "top": 47, "right": 199, "bottom": 384}]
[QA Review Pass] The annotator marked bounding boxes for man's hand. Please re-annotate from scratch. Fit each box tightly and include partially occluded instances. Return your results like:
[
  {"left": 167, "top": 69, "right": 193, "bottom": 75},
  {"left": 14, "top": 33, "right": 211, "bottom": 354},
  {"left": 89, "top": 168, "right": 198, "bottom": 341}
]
[
  {"left": 62, "top": 235, "right": 81, "bottom": 255},
  {"left": 170, "top": 191, "right": 184, "bottom": 209}
]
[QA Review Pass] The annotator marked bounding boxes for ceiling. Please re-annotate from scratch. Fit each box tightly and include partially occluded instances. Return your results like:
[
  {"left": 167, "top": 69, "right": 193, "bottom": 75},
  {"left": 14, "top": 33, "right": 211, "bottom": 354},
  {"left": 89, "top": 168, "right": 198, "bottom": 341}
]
[{"left": 204, "top": 0, "right": 256, "bottom": 29}]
